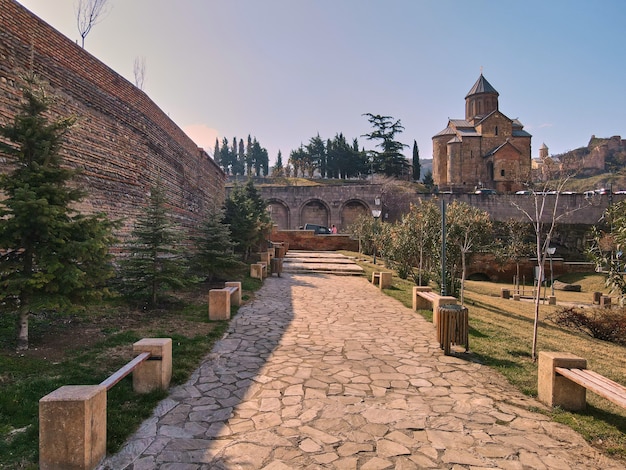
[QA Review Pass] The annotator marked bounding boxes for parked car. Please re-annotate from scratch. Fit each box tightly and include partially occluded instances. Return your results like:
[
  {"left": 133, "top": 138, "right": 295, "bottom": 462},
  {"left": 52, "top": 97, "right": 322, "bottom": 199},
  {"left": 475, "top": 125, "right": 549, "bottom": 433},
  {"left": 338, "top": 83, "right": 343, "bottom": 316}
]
[
  {"left": 515, "top": 190, "right": 531, "bottom": 195},
  {"left": 474, "top": 188, "right": 497, "bottom": 195},
  {"left": 302, "top": 223, "right": 332, "bottom": 234}
]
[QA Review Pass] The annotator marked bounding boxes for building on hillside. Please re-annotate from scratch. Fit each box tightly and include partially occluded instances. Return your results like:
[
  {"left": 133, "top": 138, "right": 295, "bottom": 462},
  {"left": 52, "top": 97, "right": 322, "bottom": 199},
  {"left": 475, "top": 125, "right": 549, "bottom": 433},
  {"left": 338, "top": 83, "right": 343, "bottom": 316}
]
[{"left": 432, "top": 74, "right": 532, "bottom": 193}]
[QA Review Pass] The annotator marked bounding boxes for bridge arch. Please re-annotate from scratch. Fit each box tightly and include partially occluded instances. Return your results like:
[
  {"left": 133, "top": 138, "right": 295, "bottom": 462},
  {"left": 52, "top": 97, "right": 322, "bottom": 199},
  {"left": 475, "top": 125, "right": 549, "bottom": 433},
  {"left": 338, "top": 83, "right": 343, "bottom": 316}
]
[
  {"left": 267, "top": 198, "right": 290, "bottom": 230},
  {"left": 340, "top": 199, "right": 370, "bottom": 231},
  {"left": 300, "top": 198, "right": 331, "bottom": 228}
]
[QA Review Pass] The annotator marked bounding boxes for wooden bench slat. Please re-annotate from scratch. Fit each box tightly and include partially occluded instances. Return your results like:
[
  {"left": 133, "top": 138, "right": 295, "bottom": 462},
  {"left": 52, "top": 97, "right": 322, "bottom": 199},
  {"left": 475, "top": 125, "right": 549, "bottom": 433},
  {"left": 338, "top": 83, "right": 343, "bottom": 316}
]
[
  {"left": 581, "top": 369, "right": 626, "bottom": 394},
  {"left": 556, "top": 367, "right": 626, "bottom": 408},
  {"left": 100, "top": 352, "right": 152, "bottom": 391}
]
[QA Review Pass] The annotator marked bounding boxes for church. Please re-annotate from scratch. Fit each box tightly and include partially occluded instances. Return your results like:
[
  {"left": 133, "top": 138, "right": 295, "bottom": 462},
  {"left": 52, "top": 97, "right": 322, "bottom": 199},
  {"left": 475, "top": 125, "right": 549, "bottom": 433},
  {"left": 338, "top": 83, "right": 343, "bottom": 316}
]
[{"left": 432, "top": 74, "right": 532, "bottom": 193}]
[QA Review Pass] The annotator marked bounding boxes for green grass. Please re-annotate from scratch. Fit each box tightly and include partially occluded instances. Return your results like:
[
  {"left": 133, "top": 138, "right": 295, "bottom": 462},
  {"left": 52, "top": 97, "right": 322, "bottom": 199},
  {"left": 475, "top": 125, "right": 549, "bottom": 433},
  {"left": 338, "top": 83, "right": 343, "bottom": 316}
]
[
  {"left": 346, "top": 251, "right": 626, "bottom": 462},
  {"left": 0, "top": 283, "right": 239, "bottom": 469}
]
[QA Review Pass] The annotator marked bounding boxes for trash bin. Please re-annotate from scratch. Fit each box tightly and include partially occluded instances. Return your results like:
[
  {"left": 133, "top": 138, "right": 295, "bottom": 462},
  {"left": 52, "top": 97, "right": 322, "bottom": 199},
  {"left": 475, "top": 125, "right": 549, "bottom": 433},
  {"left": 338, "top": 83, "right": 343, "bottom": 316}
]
[
  {"left": 270, "top": 257, "right": 283, "bottom": 277},
  {"left": 437, "top": 304, "right": 469, "bottom": 355},
  {"left": 501, "top": 288, "right": 510, "bottom": 299}
]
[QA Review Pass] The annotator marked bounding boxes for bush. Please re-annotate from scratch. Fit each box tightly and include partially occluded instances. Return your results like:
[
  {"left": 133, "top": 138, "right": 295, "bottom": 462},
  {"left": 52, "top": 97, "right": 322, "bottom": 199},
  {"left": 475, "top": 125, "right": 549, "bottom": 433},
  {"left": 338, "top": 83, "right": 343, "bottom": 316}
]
[{"left": 549, "top": 306, "right": 626, "bottom": 345}]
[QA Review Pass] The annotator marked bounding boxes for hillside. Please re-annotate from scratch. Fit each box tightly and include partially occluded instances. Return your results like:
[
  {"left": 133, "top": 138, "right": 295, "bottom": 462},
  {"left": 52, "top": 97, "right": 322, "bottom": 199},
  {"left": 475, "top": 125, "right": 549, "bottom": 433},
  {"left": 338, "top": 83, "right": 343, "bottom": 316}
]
[{"left": 554, "top": 135, "right": 626, "bottom": 191}]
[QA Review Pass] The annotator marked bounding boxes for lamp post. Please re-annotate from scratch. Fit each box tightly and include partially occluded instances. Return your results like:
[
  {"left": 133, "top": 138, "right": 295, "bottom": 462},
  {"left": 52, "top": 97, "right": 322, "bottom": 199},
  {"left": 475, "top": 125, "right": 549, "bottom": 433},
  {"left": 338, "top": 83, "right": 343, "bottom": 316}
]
[
  {"left": 372, "top": 209, "right": 381, "bottom": 264},
  {"left": 547, "top": 246, "right": 556, "bottom": 296}
]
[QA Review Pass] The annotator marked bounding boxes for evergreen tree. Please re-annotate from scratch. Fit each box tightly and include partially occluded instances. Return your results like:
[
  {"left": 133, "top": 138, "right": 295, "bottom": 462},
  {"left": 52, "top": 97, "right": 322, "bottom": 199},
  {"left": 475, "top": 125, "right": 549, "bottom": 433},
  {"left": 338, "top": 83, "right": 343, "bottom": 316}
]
[
  {"left": 307, "top": 134, "right": 326, "bottom": 177},
  {"left": 0, "top": 74, "right": 117, "bottom": 350},
  {"left": 213, "top": 138, "right": 220, "bottom": 166},
  {"left": 189, "top": 207, "right": 243, "bottom": 283},
  {"left": 245, "top": 134, "right": 254, "bottom": 176},
  {"left": 224, "top": 179, "right": 272, "bottom": 260},
  {"left": 238, "top": 138, "right": 246, "bottom": 177},
  {"left": 423, "top": 170, "right": 434, "bottom": 190},
  {"left": 117, "top": 182, "right": 189, "bottom": 307},
  {"left": 219, "top": 137, "right": 232, "bottom": 174},
  {"left": 412, "top": 140, "right": 421, "bottom": 181},
  {"left": 261, "top": 146, "right": 269, "bottom": 176},
  {"left": 272, "top": 150, "right": 284, "bottom": 177},
  {"left": 363, "top": 113, "right": 409, "bottom": 177}
]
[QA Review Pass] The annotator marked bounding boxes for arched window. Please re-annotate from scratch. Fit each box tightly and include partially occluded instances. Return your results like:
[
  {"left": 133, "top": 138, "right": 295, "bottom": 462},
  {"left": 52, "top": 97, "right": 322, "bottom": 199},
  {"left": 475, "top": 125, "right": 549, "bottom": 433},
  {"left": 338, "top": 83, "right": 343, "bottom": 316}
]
[
  {"left": 495, "top": 126, "right": 498, "bottom": 136},
  {"left": 501, "top": 169, "right": 505, "bottom": 177}
]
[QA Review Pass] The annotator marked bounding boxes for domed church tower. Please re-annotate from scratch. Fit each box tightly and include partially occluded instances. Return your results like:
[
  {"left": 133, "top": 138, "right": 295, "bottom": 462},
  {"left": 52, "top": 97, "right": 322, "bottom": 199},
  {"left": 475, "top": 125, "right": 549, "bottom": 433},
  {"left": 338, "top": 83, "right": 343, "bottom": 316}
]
[
  {"left": 465, "top": 74, "right": 499, "bottom": 122},
  {"left": 432, "top": 74, "right": 532, "bottom": 193}
]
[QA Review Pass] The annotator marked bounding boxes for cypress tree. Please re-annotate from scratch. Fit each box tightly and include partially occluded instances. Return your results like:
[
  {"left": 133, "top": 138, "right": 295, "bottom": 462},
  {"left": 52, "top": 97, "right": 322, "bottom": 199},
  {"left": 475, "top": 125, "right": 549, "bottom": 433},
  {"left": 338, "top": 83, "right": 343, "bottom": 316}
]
[{"left": 412, "top": 140, "right": 421, "bottom": 181}]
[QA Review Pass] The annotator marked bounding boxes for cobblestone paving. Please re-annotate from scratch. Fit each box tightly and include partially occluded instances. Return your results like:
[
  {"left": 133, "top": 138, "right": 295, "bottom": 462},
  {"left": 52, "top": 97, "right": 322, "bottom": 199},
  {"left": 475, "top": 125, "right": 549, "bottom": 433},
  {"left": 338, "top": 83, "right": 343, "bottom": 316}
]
[{"left": 100, "top": 274, "right": 624, "bottom": 469}]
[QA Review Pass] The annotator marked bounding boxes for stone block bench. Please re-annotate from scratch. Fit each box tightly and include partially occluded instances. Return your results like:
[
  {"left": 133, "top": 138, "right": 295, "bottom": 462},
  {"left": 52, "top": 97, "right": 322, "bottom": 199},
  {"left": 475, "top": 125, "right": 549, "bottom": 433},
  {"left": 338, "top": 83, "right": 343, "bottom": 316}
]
[
  {"left": 209, "top": 281, "right": 241, "bottom": 320},
  {"left": 371, "top": 271, "right": 392, "bottom": 289},
  {"left": 250, "top": 262, "right": 267, "bottom": 280},
  {"left": 538, "top": 351, "right": 626, "bottom": 411},
  {"left": 412, "top": 286, "right": 458, "bottom": 326},
  {"left": 39, "top": 338, "right": 172, "bottom": 470}
]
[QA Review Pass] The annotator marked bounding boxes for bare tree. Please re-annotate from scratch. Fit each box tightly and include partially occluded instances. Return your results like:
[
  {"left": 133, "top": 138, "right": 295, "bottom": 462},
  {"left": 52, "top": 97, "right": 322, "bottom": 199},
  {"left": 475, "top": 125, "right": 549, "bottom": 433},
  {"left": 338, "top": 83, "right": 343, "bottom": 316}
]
[
  {"left": 134, "top": 56, "right": 146, "bottom": 90},
  {"left": 510, "top": 158, "right": 587, "bottom": 361},
  {"left": 75, "top": 0, "right": 110, "bottom": 48}
]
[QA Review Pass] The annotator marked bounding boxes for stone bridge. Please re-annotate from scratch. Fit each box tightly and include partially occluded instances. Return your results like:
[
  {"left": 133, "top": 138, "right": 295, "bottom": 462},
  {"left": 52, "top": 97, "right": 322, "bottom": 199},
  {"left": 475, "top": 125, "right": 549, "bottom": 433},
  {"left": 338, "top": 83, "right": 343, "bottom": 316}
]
[{"left": 255, "top": 184, "right": 620, "bottom": 232}]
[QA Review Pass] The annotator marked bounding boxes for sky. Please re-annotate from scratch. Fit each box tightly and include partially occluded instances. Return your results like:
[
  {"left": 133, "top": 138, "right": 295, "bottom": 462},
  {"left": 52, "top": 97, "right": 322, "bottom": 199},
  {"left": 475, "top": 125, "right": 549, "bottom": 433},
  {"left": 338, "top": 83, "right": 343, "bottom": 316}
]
[{"left": 15, "top": 0, "right": 626, "bottom": 167}]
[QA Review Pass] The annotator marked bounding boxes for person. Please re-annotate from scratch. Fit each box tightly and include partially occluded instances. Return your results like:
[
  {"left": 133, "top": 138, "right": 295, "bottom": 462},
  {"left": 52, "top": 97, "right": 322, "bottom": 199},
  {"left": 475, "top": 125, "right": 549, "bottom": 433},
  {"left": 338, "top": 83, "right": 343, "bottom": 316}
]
[{"left": 331, "top": 224, "right": 337, "bottom": 234}]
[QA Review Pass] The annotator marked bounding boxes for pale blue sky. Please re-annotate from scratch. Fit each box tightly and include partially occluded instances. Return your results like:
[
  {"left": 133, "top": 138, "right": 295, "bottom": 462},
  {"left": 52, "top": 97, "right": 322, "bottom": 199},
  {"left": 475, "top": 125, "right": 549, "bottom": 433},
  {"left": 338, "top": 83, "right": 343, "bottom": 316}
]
[{"left": 16, "top": 0, "right": 626, "bottom": 166}]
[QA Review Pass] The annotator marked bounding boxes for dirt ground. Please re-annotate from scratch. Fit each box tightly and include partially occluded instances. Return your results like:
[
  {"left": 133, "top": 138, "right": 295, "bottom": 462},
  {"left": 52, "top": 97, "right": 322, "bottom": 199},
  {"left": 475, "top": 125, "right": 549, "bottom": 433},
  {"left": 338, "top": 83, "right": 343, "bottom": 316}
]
[{"left": 13, "top": 287, "right": 216, "bottom": 363}]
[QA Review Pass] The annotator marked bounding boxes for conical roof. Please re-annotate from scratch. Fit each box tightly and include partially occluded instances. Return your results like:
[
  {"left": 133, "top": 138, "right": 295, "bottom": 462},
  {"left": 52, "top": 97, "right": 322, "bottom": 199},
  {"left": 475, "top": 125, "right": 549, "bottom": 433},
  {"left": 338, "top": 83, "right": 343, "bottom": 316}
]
[{"left": 466, "top": 74, "right": 499, "bottom": 98}]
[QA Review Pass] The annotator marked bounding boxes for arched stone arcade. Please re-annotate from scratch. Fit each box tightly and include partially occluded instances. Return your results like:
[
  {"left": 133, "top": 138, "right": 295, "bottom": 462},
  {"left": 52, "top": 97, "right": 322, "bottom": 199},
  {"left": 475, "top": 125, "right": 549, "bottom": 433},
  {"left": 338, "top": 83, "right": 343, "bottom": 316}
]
[
  {"left": 266, "top": 199, "right": 290, "bottom": 230},
  {"left": 340, "top": 199, "right": 370, "bottom": 231},
  {"left": 300, "top": 199, "right": 331, "bottom": 228}
]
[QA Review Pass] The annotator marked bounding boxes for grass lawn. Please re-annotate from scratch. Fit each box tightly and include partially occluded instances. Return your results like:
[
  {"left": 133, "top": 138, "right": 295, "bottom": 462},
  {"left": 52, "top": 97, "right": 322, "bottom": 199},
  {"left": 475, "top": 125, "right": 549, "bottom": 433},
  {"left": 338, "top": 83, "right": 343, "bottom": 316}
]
[
  {"left": 0, "top": 277, "right": 262, "bottom": 470},
  {"left": 345, "top": 251, "right": 626, "bottom": 462}
]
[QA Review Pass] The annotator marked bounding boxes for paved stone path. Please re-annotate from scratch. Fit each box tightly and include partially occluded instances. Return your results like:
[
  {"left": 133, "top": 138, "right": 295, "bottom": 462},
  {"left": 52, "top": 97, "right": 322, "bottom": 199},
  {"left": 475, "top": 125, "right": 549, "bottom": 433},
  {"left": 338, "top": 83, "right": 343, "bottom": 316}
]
[{"left": 100, "top": 274, "right": 624, "bottom": 469}]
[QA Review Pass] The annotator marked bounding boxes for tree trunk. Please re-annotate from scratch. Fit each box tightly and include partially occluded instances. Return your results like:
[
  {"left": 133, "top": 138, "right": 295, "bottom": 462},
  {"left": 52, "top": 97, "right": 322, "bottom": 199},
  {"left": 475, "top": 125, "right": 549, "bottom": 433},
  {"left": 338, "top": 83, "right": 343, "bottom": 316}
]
[
  {"left": 532, "top": 261, "right": 544, "bottom": 362},
  {"left": 17, "top": 302, "right": 29, "bottom": 351},
  {"left": 460, "top": 251, "right": 466, "bottom": 306}
]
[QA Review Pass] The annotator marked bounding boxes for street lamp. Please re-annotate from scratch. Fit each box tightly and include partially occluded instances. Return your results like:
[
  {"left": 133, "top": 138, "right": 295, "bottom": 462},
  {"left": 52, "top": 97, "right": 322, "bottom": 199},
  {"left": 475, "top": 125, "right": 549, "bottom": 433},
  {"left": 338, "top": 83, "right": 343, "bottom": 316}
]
[
  {"left": 372, "top": 209, "right": 381, "bottom": 264},
  {"left": 547, "top": 246, "right": 556, "bottom": 296}
]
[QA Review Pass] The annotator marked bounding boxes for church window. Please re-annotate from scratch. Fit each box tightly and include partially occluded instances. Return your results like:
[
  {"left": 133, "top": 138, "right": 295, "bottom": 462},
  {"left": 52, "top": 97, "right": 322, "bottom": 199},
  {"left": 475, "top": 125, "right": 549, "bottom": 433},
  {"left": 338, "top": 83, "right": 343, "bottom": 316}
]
[
  {"left": 501, "top": 169, "right": 505, "bottom": 177},
  {"left": 495, "top": 126, "right": 498, "bottom": 136}
]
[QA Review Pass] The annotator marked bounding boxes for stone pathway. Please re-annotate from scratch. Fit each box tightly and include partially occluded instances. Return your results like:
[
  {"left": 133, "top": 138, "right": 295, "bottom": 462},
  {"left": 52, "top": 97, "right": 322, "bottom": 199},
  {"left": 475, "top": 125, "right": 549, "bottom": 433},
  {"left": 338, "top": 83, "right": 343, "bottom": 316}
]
[{"left": 99, "top": 274, "right": 624, "bottom": 469}]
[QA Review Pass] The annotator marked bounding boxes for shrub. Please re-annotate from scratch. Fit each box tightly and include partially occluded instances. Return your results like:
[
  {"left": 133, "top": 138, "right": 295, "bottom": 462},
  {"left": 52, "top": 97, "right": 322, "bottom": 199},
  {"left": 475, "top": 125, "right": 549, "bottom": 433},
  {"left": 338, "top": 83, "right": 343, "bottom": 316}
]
[{"left": 549, "top": 306, "right": 626, "bottom": 345}]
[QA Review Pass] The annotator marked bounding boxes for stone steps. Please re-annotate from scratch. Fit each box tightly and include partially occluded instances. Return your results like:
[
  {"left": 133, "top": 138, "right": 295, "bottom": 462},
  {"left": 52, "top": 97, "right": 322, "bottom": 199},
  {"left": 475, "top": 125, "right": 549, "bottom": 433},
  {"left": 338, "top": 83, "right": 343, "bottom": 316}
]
[{"left": 283, "top": 251, "right": 364, "bottom": 275}]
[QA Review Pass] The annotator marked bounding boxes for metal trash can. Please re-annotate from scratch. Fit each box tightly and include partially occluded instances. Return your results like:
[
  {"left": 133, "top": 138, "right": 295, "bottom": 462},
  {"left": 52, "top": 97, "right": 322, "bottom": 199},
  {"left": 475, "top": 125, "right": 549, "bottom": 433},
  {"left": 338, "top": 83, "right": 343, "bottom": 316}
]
[{"left": 437, "top": 304, "right": 469, "bottom": 355}]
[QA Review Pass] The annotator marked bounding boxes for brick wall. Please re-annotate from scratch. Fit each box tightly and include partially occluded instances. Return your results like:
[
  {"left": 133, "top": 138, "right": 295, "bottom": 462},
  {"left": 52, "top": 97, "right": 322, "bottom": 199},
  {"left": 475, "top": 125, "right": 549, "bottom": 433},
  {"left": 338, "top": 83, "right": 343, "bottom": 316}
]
[
  {"left": 270, "top": 229, "right": 359, "bottom": 251},
  {"left": 0, "top": 0, "right": 225, "bottom": 243}
]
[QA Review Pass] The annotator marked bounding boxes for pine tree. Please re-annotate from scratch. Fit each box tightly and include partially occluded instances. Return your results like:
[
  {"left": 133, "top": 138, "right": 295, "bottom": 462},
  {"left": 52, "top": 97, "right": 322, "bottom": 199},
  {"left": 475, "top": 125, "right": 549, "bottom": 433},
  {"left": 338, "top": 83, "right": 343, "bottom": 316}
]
[
  {"left": 189, "top": 208, "right": 243, "bottom": 283},
  {"left": 117, "top": 182, "right": 189, "bottom": 307},
  {"left": 0, "top": 74, "right": 117, "bottom": 350},
  {"left": 224, "top": 180, "right": 272, "bottom": 260}
]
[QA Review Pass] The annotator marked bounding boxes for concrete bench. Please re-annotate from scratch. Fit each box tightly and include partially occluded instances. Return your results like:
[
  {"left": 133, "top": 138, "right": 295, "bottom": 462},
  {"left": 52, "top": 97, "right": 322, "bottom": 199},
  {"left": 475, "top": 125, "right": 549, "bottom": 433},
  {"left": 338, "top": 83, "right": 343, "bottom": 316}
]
[
  {"left": 250, "top": 262, "right": 267, "bottom": 280},
  {"left": 209, "top": 281, "right": 241, "bottom": 320},
  {"left": 371, "top": 271, "right": 392, "bottom": 289},
  {"left": 412, "top": 286, "right": 457, "bottom": 326},
  {"left": 538, "top": 351, "right": 626, "bottom": 411},
  {"left": 39, "top": 338, "right": 172, "bottom": 470}
]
